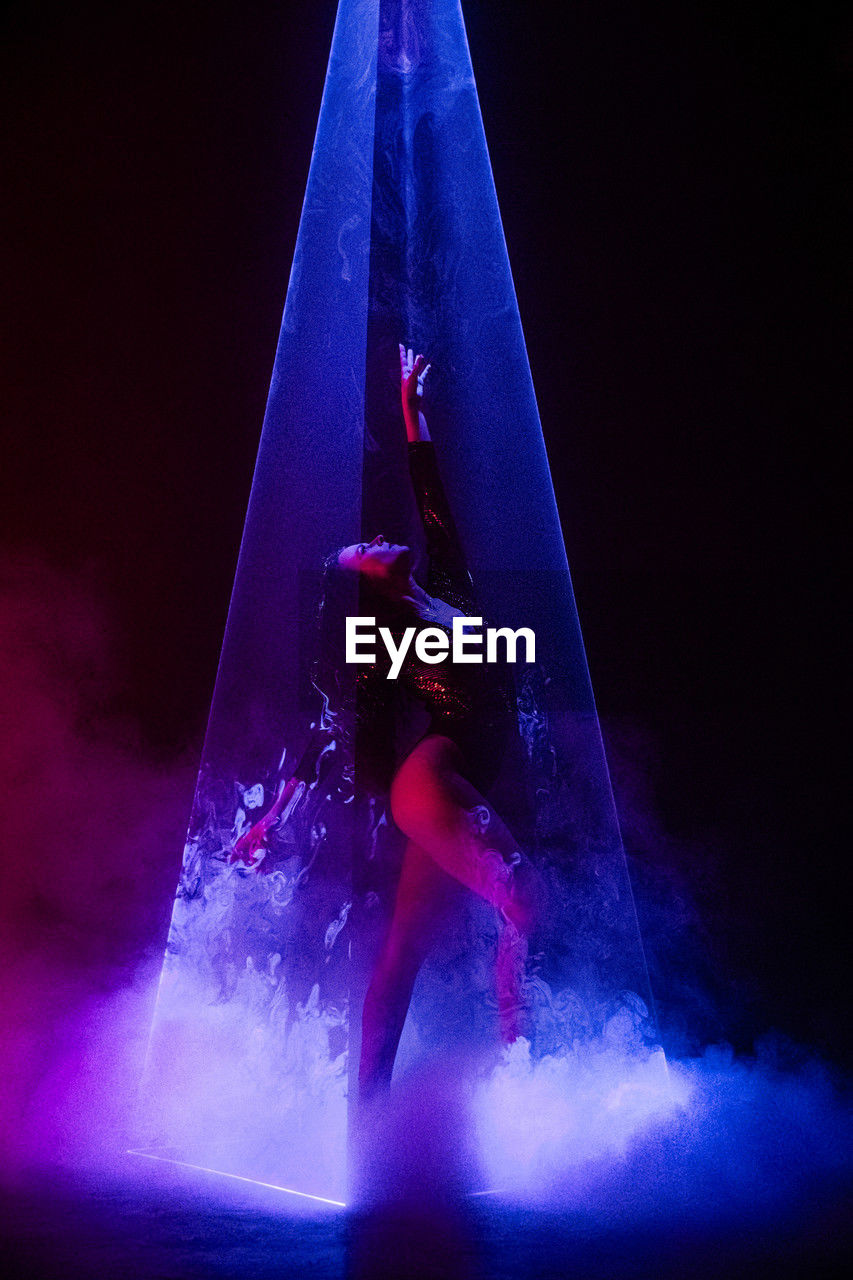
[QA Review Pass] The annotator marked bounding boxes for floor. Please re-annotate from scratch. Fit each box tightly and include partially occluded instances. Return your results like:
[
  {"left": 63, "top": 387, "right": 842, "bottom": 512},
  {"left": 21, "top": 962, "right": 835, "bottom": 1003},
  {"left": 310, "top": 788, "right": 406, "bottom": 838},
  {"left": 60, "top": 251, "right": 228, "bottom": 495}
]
[{"left": 1, "top": 1158, "right": 850, "bottom": 1280}]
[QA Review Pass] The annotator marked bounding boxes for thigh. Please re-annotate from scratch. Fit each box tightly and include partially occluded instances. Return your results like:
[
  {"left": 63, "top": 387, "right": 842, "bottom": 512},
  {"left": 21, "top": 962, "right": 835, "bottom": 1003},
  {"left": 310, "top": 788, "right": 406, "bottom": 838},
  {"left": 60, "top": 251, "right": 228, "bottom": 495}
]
[
  {"left": 389, "top": 733, "right": 523, "bottom": 901},
  {"left": 390, "top": 734, "right": 468, "bottom": 833},
  {"left": 390, "top": 733, "right": 503, "bottom": 847}
]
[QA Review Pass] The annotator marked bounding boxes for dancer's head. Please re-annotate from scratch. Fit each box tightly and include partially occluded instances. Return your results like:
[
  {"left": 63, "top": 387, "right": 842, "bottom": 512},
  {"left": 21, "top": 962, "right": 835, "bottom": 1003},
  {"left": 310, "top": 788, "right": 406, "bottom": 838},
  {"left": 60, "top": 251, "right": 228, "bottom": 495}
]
[
  {"left": 336, "top": 534, "right": 414, "bottom": 598},
  {"left": 317, "top": 540, "right": 410, "bottom": 664}
]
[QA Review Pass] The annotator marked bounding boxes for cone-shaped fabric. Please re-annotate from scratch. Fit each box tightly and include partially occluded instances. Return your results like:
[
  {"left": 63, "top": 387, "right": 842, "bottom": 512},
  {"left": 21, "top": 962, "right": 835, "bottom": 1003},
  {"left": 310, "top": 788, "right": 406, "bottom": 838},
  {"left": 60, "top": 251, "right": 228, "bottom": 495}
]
[{"left": 139, "top": 0, "right": 661, "bottom": 1204}]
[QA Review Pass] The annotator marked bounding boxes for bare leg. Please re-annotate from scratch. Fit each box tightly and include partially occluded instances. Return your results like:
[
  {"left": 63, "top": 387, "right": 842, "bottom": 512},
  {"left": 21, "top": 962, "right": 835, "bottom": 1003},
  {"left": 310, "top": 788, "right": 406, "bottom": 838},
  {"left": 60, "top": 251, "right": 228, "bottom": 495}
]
[
  {"left": 359, "top": 837, "right": 457, "bottom": 1104},
  {"left": 389, "top": 735, "right": 527, "bottom": 923},
  {"left": 388, "top": 735, "right": 531, "bottom": 1042}
]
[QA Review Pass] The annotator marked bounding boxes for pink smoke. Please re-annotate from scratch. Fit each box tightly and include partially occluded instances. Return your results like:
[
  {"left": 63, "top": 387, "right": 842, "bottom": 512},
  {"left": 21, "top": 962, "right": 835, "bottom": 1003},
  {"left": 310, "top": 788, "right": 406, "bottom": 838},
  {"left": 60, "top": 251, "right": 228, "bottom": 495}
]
[{"left": 0, "top": 552, "right": 195, "bottom": 1171}]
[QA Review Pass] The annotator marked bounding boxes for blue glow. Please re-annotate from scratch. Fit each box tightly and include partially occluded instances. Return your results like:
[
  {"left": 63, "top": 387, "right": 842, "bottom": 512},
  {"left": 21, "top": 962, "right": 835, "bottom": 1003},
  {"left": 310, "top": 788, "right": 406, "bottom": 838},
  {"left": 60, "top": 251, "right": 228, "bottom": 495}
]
[{"left": 139, "top": 0, "right": 661, "bottom": 1200}]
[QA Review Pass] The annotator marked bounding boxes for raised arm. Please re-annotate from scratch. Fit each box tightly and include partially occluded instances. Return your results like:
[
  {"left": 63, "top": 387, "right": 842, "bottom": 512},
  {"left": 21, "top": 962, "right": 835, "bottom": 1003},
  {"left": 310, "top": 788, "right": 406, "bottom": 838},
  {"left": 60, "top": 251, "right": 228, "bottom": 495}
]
[
  {"left": 399, "top": 344, "right": 473, "bottom": 601},
  {"left": 399, "top": 344, "right": 432, "bottom": 442}
]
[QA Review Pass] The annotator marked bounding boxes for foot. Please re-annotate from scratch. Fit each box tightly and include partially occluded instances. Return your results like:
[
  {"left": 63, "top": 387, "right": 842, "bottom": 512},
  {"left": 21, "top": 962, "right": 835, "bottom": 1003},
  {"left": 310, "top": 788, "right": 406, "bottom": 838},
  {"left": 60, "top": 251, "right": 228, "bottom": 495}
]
[{"left": 496, "top": 914, "right": 529, "bottom": 1043}]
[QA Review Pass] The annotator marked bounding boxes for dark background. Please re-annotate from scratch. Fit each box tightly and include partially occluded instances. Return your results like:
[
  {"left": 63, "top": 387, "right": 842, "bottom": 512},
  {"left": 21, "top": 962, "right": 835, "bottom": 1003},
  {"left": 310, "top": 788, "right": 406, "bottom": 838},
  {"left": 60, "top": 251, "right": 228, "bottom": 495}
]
[{"left": 1, "top": 1, "right": 847, "bottom": 1064}]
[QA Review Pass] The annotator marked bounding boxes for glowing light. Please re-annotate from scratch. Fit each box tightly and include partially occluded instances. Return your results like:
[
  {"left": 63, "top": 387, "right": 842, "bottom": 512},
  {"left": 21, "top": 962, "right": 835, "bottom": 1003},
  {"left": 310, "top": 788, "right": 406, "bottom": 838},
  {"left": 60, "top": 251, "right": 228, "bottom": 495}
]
[{"left": 126, "top": 1150, "right": 346, "bottom": 1208}]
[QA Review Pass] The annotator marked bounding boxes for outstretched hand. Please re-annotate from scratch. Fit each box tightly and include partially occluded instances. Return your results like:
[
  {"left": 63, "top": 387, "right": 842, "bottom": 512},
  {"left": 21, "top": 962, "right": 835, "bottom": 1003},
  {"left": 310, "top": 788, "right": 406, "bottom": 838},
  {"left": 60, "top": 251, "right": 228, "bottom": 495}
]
[
  {"left": 230, "top": 814, "right": 277, "bottom": 869},
  {"left": 399, "top": 344, "right": 430, "bottom": 414}
]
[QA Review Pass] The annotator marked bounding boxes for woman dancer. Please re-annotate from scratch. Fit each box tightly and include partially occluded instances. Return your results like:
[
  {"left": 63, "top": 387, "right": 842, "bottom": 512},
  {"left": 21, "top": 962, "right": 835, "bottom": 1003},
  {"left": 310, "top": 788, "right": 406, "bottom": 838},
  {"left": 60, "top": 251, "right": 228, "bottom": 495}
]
[
  {"left": 337, "top": 346, "right": 531, "bottom": 1101},
  {"left": 237, "top": 345, "right": 532, "bottom": 1100}
]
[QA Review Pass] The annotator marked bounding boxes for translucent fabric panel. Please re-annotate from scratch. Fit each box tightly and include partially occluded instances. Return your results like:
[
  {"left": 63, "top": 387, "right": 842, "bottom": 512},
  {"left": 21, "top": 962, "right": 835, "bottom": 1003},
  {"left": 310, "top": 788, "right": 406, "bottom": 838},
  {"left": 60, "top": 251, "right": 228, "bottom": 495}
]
[
  {"left": 139, "top": 0, "right": 660, "bottom": 1203},
  {"left": 138, "top": 1, "right": 380, "bottom": 1204}
]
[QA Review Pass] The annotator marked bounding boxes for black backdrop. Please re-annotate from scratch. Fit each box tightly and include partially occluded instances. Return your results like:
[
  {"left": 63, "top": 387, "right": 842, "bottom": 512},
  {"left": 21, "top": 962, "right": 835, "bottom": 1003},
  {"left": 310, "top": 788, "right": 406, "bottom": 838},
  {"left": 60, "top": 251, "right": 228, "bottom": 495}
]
[{"left": 1, "top": 0, "right": 846, "bottom": 1064}]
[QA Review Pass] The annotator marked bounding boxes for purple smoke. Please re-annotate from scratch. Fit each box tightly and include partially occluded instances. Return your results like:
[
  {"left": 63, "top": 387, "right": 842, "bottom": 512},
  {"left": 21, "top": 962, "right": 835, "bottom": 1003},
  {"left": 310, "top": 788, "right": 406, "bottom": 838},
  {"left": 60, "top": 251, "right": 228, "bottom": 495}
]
[{"left": 0, "top": 552, "right": 849, "bottom": 1247}]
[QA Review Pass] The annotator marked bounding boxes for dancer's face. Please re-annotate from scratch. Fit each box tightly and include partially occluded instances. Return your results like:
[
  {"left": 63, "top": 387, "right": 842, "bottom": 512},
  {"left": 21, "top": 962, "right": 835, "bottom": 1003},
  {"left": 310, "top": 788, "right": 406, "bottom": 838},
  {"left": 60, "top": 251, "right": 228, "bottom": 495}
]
[{"left": 337, "top": 536, "right": 413, "bottom": 590}]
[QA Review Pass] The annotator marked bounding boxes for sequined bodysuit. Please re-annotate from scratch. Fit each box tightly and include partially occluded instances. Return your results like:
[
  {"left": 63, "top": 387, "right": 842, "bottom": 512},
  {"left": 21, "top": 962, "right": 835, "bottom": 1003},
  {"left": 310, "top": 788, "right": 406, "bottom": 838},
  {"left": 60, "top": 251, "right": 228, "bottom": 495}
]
[{"left": 357, "top": 441, "right": 514, "bottom": 792}]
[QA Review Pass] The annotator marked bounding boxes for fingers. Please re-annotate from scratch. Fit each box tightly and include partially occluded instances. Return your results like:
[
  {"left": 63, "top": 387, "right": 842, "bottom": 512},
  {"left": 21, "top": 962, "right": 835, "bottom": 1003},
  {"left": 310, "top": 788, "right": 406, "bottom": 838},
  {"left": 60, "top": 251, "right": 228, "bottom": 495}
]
[
  {"left": 413, "top": 355, "right": 430, "bottom": 397},
  {"left": 399, "top": 343, "right": 431, "bottom": 382}
]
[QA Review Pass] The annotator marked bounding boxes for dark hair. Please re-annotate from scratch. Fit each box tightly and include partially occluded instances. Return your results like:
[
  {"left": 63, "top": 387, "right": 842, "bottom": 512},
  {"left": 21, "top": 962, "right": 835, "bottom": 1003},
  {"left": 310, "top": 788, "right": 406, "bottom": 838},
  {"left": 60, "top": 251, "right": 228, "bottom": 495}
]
[{"left": 313, "top": 547, "right": 403, "bottom": 794}]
